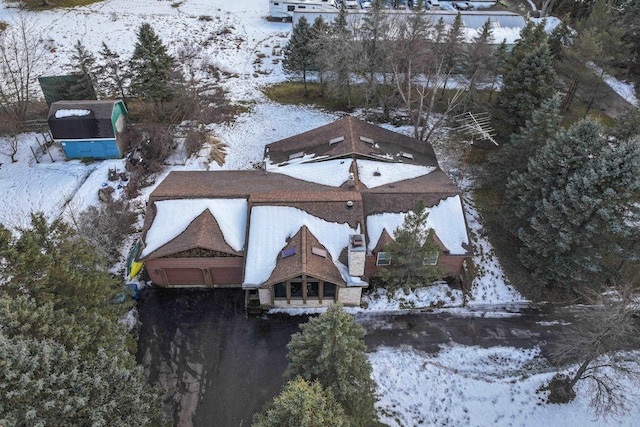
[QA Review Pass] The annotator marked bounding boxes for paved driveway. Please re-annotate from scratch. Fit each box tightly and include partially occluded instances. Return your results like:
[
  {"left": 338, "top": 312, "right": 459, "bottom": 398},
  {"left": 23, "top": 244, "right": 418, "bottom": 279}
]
[
  {"left": 137, "top": 288, "right": 306, "bottom": 427},
  {"left": 137, "top": 289, "right": 569, "bottom": 426}
]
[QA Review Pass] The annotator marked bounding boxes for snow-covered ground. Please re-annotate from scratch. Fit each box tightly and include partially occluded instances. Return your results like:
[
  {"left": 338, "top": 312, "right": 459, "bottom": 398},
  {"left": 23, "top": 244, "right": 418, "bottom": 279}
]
[{"left": 0, "top": 0, "right": 638, "bottom": 424}]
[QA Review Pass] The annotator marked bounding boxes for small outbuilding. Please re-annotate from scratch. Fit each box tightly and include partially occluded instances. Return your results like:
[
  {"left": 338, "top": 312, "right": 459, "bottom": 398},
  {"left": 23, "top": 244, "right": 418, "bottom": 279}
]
[{"left": 47, "top": 100, "right": 128, "bottom": 160}]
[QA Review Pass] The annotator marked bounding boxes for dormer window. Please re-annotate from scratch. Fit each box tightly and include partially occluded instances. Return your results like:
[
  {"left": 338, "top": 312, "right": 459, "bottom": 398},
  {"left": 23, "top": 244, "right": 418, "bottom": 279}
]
[
  {"left": 281, "top": 246, "right": 296, "bottom": 258},
  {"left": 423, "top": 252, "right": 439, "bottom": 266},
  {"left": 311, "top": 247, "right": 327, "bottom": 258},
  {"left": 360, "top": 136, "right": 374, "bottom": 144},
  {"left": 376, "top": 252, "right": 391, "bottom": 266}
]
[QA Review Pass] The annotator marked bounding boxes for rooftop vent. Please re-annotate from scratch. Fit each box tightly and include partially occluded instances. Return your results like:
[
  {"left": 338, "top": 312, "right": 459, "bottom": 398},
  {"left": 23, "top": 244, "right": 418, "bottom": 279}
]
[
  {"left": 311, "top": 247, "right": 327, "bottom": 258},
  {"left": 281, "top": 246, "right": 296, "bottom": 258},
  {"left": 346, "top": 200, "right": 354, "bottom": 209},
  {"left": 400, "top": 152, "right": 414, "bottom": 160},
  {"left": 288, "top": 151, "right": 304, "bottom": 160},
  {"left": 359, "top": 136, "right": 374, "bottom": 145},
  {"left": 329, "top": 136, "right": 344, "bottom": 145}
]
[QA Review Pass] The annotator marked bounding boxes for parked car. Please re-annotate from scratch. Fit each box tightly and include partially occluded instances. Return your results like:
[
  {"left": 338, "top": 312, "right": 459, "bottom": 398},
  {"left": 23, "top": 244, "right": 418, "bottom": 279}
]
[
  {"left": 425, "top": 0, "right": 441, "bottom": 9},
  {"left": 453, "top": 1, "right": 473, "bottom": 10},
  {"left": 344, "top": 0, "right": 360, "bottom": 8}
]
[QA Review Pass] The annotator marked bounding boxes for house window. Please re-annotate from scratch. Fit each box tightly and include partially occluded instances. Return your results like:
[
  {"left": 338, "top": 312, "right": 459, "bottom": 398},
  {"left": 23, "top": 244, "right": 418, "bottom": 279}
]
[
  {"left": 423, "top": 252, "right": 439, "bottom": 266},
  {"left": 281, "top": 246, "right": 296, "bottom": 258},
  {"left": 272, "top": 279, "right": 337, "bottom": 304},
  {"left": 274, "top": 282, "right": 287, "bottom": 299},
  {"left": 287, "top": 5, "right": 295, "bottom": 11},
  {"left": 323, "top": 282, "right": 336, "bottom": 299},
  {"left": 307, "top": 281, "right": 319, "bottom": 297},
  {"left": 376, "top": 252, "right": 391, "bottom": 266},
  {"left": 311, "top": 246, "right": 327, "bottom": 258},
  {"left": 290, "top": 281, "right": 303, "bottom": 298}
]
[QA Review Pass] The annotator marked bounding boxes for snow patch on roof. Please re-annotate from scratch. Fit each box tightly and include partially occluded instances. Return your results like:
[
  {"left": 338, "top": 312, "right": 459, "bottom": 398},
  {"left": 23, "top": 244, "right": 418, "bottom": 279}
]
[
  {"left": 243, "top": 206, "right": 360, "bottom": 287},
  {"left": 268, "top": 159, "right": 353, "bottom": 187},
  {"left": 367, "top": 195, "right": 469, "bottom": 255},
  {"left": 55, "top": 109, "right": 91, "bottom": 119},
  {"left": 357, "top": 159, "right": 436, "bottom": 188},
  {"left": 142, "top": 199, "right": 247, "bottom": 257}
]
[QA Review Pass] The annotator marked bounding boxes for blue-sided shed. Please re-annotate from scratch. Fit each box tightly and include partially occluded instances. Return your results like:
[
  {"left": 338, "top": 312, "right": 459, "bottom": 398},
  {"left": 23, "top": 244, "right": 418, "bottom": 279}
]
[{"left": 48, "top": 100, "right": 128, "bottom": 160}]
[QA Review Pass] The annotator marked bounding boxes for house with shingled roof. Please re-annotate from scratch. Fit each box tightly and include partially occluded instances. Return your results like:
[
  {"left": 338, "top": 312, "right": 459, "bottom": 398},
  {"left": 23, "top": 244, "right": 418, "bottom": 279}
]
[{"left": 138, "top": 116, "right": 471, "bottom": 310}]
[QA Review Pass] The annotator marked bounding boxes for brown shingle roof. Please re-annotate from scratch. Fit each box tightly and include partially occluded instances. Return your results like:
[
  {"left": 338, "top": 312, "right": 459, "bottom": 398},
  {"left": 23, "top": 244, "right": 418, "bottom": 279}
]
[
  {"left": 148, "top": 170, "right": 338, "bottom": 202},
  {"left": 265, "top": 116, "right": 439, "bottom": 167},
  {"left": 361, "top": 170, "right": 462, "bottom": 217},
  {"left": 141, "top": 210, "right": 240, "bottom": 260},
  {"left": 262, "top": 226, "right": 346, "bottom": 288}
]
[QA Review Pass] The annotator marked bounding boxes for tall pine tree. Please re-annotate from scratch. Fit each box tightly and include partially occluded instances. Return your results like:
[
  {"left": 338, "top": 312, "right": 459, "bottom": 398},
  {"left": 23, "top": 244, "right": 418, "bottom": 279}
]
[
  {"left": 505, "top": 119, "right": 640, "bottom": 290},
  {"left": 283, "top": 16, "right": 314, "bottom": 97},
  {"left": 129, "top": 22, "right": 175, "bottom": 103},
  {"left": 489, "top": 94, "right": 562, "bottom": 191},
  {"left": 499, "top": 43, "right": 557, "bottom": 131},
  {"left": 285, "top": 305, "right": 377, "bottom": 427},
  {"left": 98, "top": 41, "right": 129, "bottom": 101},
  {"left": 67, "top": 40, "right": 98, "bottom": 100}
]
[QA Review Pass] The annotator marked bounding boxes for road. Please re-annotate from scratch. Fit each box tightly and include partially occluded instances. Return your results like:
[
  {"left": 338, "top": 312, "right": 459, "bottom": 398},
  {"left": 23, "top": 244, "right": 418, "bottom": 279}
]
[{"left": 136, "top": 289, "right": 573, "bottom": 427}]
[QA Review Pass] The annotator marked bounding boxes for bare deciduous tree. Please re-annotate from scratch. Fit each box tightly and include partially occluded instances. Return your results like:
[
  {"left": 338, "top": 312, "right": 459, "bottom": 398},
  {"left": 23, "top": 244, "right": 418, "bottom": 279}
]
[
  {"left": 391, "top": 13, "right": 465, "bottom": 142},
  {"left": 544, "top": 283, "right": 640, "bottom": 418},
  {"left": 0, "top": 14, "right": 47, "bottom": 121},
  {"left": 0, "top": 134, "right": 19, "bottom": 162}
]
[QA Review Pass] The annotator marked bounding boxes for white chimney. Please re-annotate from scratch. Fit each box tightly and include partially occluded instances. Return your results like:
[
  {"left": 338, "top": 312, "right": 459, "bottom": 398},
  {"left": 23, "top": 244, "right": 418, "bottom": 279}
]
[{"left": 348, "top": 234, "right": 366, "bottom": 276}]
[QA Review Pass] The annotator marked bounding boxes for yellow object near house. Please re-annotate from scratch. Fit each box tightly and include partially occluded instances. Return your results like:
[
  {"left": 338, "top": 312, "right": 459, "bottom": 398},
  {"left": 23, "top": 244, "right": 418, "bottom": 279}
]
[{"left": 129, "top": 261, "right": 143, "bottom": 280}]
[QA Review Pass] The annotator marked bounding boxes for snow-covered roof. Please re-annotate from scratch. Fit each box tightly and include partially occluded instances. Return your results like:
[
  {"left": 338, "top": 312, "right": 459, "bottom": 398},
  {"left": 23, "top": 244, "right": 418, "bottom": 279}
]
[
  {"left": 366, "top": 195, "right": 469, "bottom": 255},
  {"left": 357, "top": 159, "right": 436, "bottom": 188},
  {"left": 243, "top": 206, "right": 362, "bottom": 287},
  {"left": 141, "top": 199, "right": 248, "bottom": 257},
  {"left": 266, "top": 158, "right": 436, "bottom": 188},
  {"left": 268, "top": 158, "right": 352, "bottom": 187},
  {"left": 54, "top": 109, "right": 91, "bottom": 119}
]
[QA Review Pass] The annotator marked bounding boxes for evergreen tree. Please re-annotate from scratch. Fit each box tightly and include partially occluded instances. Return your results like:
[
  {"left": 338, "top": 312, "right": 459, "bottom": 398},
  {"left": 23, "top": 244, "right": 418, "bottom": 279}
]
[
  {"left": 0, "top": 335, "right": 164, "bottom": 427},
  {"left": 310, "top": 16, "right": 329, "bottom": 96},
  {"left": 0, "top": 213, "right": 123, "bottom": 315},
  {"left": 610, "top": 109, "right": 640, "bottom": 142},
  {"left": 507, "top": 20, "right": 548, "bottom": 70},
  {"left": 378, "top": 200, "right": 442, "bottom": 293},
  {"left": 489, "top": 95, "right": 562, "bottom": 190},
  {"left": 98, "top": 41, "right": 129, "bottom": 101},
  {"left": 441, "top": 12, "right": 466, "bottom": 92},
  {"left": 464, "top": 18, "right": 495, "bottom": 102},
  {"left": 488, "top": 39, "right": 508, "bottom": 102},
  {"left": 285, "top": 305, "right": 377, "bottom": 427},
  {"left": 316, "top": 4, "right": 356, "bottom": 108},
  {"left": 129, "top": 22, "right": 175, "bottom": 103},
  {"left": 499, "top": 43, "right": 556, "bottom": 131},
  {"left": 547, "top": 21, "right": 572, "bottom": 60},
  {"left": 505, "top": 119, "right": 640, "bottom": 290},
  {"left": 359, "top": 0, "right": 392, "bottom": 113},
  {"left": 252, "top": 378, "right": 349, "bottom": 427},
  {"left": 0, "top": 214, "right": 165, "bottom": 426},
  {"left": 67, "top": 40, "right": 98, "bottom": 100},
  {"left": 0, "top": 295, "right": 133, "bottom": 361},
  {"left": 283, "top": 16, "right": 314, "bottom": 97}
]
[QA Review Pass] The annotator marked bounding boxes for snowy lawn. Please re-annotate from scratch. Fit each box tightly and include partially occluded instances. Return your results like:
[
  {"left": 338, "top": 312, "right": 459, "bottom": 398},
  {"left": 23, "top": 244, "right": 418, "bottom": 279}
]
[{"left": 371, "top": 345, "right": 640, "bottom": 427}]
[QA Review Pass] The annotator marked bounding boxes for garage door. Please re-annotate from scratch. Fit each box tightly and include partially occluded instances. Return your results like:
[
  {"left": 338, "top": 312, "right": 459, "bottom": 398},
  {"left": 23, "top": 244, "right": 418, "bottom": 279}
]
[{"left": 164, "top": 268, "right": 205, "bottom": 286}]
